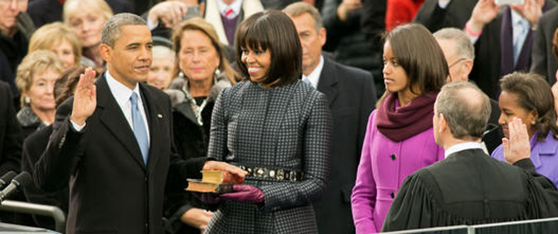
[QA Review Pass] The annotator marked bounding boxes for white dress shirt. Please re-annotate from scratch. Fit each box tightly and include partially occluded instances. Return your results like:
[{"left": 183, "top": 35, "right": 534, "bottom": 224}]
[
  {"left": 217, "top": 0, "right": 243, "bottom": 18},
  {"left": 444, "top": 142, "right": 483, "bottom": 158},
  {"left": 302, "top": 56, "right": 325, "bottom": 89}
]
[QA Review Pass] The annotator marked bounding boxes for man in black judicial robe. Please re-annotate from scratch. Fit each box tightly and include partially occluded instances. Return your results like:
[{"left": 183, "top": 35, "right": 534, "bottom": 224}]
[{"left": 382, "top": 82, "right": 558, "bottom": 232}]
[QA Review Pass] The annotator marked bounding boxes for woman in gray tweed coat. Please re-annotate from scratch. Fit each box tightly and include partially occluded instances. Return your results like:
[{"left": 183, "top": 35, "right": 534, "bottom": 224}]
[{"left": 204, "top": 10, "right": 332, "bottom": 233}]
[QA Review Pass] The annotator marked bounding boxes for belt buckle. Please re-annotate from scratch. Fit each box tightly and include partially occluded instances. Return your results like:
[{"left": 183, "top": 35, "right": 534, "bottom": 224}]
[{"left": 276, "top": 169, "right": 284, "bottom": 181}]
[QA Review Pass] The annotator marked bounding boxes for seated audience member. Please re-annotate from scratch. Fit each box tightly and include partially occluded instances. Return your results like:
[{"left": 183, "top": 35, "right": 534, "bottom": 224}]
[
  {"left": 0, "top": 81, "right": 22, "bottom": 179},
  {"left": 29, "top": 22, "right": 81, "bottom": 70},
  {"left": 147, "top": 36, "right": 175, "bottom": 90},
  {"left": 383, "top": 81, "right": 558, "bottom": 232},
  {"left": 491, "top": 72, "right": 558, "bottom": 188},
  {"left": 204, "top": 0, "right": 264, "bottom": 46},
  {"left": 531, "top": 6, "right": 558, "bottom": 83},
  {"left": 465, "top": 0, "right": 556, "bottom": 99},
  {"left": 433, "top": 27, "right": 503, "bottom": 154},
  {"left": 0, "top": 0, "right": 34, "bottom": 97},
  {"left": 21, "top": 66, "right": 84, "bottom": 230},
  {"left": 413, "top": 0, "right": 477, "bottom": 33},
  {"left": 146, "top": 0, "right": 200, "bottom": 39},
  {"left": 15, "top": 50, "right": 64, "bottom": 139},
  {"left": 163, "top": 17, "right": 238, "bottom": 234},
  {"left": 351, "top": 24, "right": 446, "bottom": 234},
  {"left": 63, "top": 0, "right": 113, "bottom": 70}
]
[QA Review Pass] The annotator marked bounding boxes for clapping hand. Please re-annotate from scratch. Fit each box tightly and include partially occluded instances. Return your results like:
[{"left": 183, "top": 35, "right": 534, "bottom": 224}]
[
  {"left": 502, "top": 117, "right": 531, "bottom": 164},
  {"left": 510, "top": 0, "right": 544, "bottom": 26},
  {"left": 70, "top": 67, "right": 97, "bottom": 126},
  {"left": 467, "top": 0, "right": 500, "bottom": 33}
]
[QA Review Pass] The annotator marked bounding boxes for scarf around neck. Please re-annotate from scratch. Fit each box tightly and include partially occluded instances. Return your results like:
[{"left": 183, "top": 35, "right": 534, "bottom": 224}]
[{"left": 377, "top": 92, "right": 437, "bottom": 142}]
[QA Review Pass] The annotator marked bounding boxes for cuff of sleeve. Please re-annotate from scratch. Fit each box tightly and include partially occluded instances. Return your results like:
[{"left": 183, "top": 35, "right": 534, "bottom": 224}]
[
  {"left": 438, "top": 0, "right": 451, "bottom": 9},
  {"left": 69, "top": 119, "right": 86, "bottom": 132},
  {"left": 513, "top": 158, "right": 535, "bottom": 172},
  {"left": 147, "top": 17, "right": 159, "bottom": 31}
]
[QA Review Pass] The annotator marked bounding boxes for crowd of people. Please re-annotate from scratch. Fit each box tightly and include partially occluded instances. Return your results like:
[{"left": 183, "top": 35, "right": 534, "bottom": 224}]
[{"left": 2, "top": 0, "right": 558, "bottom": 233}]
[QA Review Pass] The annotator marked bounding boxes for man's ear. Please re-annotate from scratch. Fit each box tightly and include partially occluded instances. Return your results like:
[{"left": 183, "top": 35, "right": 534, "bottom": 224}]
[
  {"left": 99, "top": 44, "right": 111, "bottom": 63},
  {"left": 439, "top": 113, "right": 448, "bottom": 134},
  {"left": 319, "top": 27, "right": 326, "bottom": 47}
]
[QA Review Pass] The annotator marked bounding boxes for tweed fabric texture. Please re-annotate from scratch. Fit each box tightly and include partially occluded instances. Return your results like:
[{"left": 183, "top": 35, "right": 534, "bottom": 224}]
[{"left": 205, "top": 80, "right": 332, "bottom": 233}]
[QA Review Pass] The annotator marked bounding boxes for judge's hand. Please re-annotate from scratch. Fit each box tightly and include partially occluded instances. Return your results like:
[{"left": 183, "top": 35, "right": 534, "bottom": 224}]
[
  {"left": 148, "top": 1, "right": 190, "bottom": 28},
  {"left": 70, "top": 67, "right": 96, "bottom": 126},
  {"left": 203, "top": 161, "right": 248, "bottom": 180},
  {"left": 502, "top": 117, "right": 531, "bottom": 164},
  {"left": 510, "top": 0, "right": 544, "bottom": 26},
  {"left": 219, "top": 185, "right": 264, "bottom": 204},
  {"left": 180, "top": 208, "right": 212, "bottom": 232},
  {"left": 467, "top": 0, "right": 500, "bottom": 33}
]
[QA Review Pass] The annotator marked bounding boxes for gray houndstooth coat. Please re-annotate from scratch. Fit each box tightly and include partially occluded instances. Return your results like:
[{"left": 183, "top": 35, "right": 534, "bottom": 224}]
[{"left": 205, "top": 80, "right": 332, "bottom": 233}]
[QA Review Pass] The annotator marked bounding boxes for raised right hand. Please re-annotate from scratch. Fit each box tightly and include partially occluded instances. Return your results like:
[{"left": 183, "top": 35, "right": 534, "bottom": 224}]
[
  {"left": 467, "top": 0, "right": 500, "bottom": 33},
  {"left": 502, "top": 117, "right": 531, "bottom": 164},
  {"left": 70, "top": 67, "right": 97, "bottom": 126}
]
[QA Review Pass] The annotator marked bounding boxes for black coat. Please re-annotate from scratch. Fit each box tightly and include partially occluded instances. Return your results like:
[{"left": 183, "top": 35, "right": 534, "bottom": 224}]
[
  {"left": 0, "top": 81, "right": 22, "bottom": 175},
  {"left": 34, "top": 74, "right": 206, "bottom": 234},
  {"left": 383, "top": 148, "right": 558, "bottom": 232},
  {"left": 530, "top": 6, "right": 558, "bottom": 84},
  {"left": 312, "top": 57, "right": 376, "bottom": 234},
  {"left": 413, "top": 0, "right": 477, "bottom": 32}
]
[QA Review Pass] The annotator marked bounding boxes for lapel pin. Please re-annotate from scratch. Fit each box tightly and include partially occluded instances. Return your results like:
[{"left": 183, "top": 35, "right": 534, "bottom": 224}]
[{"left": 157, "top": 114, "right": 163, "bottom": 119}]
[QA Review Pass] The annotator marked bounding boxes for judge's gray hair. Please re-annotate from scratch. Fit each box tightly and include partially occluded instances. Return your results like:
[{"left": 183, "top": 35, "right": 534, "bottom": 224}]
[
  {"left": 101, "top": 13, "right": 146, "bottom": 48},
  {"left": 436, "top": 82, "right": 490, "bottom": 139}
]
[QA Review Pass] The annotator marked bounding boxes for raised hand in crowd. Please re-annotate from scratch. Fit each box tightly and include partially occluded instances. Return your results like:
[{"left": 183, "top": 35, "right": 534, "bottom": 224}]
[
  {"left": 337, "top": 0, "right": 362, "bottom": 21},
  {"left": 148, "top": 1, "right": 193, "bottom": 29},
  {"left": 502, "top": 117, "right": 531, "bottom": 164},
  {"left": 510, "top": 0, "right": 544, "bottom": 27},
  {"left": 69, "top": 67, "right": 96, "bottom": 126},
  {"left": 467, "top": 0, "right": 500, "bottom": 34}
]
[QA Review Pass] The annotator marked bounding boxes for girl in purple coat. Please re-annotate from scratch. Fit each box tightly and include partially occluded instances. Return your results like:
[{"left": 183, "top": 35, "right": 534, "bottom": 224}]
[
  {"left": 351, "top": 24, "right": 447, "bottom": 233},
  {"left": 491, "top": 72, "right": 558, "bottom": 188}
]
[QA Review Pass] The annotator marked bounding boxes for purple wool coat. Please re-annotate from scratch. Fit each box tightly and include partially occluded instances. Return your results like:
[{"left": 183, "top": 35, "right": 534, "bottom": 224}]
[
  {"left": 492, "top": 131, "right": 558, "bottom": 188},
  {"left": 351, "top": 110, "right": 445, "bottom": 233}
]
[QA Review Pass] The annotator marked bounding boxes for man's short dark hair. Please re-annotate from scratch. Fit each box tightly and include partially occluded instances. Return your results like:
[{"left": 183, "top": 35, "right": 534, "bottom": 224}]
[
  {"left": 101, "top": 13, "right": 146, "bottom": 48},
  {"left": 235, "top": 10, "right": 302, "bottom": 87}
]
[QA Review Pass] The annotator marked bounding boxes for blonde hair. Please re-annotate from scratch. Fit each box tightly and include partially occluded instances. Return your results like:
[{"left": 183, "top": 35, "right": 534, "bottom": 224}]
[
  {"left": 172, "top": 17, "right": 239, "bottom": 84},
  {"left": 16, "top": 50, "right": 65, "bottom": 107},
  {"left": 29, "top": 22, "right": 82, "bottom": 67},
  {"left": 63, "top": 0, "right": 113, "bottom": 25}
]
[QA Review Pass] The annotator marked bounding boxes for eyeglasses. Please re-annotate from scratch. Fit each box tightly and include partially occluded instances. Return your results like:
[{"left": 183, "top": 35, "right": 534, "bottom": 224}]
[{"left": 448, "top": 58, "right": 467, "bottom": 68}]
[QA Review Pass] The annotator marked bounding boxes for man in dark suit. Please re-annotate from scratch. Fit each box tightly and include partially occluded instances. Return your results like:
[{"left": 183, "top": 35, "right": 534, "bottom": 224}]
[
  {"left": 284, "top": 3, "right": 377, "bottom": 234},
  {"left": 413, "top": 0, "right": 478, "bottom": 33},
  {"left": 530, "top": 6, "right": 558, "bottom": 84},
  {"left": 465, "top": 0, "right": 556, "bottom": 99},
  {"left": 34, "top": 13, "right": 246, "bottom": 234},
  {"left": 0, "top": 81, "right": 22, "bottom": 176},
  {"left": 383, "top": 81, "right": 558, "bottom": 232}
]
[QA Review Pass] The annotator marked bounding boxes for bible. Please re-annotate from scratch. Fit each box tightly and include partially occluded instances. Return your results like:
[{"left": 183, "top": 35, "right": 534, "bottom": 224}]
[{"left": 185, "top": 170, "right": 244, "bottom": 193}]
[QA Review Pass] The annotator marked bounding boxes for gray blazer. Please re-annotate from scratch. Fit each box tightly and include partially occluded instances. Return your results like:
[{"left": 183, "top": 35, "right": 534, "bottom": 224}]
[{"left": 205, "top": 80, "right": 332, "bottom": 233}]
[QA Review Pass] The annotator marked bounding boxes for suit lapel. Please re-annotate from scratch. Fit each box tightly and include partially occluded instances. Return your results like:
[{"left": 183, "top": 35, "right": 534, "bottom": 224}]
[
  {"left": 317, "top": 57, "right": 338, "bottom": 107},
  {"left": 96, "top": 75, "right": 146, "bottom": 168}
]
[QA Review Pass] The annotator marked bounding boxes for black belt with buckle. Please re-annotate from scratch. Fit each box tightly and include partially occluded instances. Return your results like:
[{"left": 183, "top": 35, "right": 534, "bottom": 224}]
[{"left": 238, "top": 165, "right": 304, "bottom": 182}]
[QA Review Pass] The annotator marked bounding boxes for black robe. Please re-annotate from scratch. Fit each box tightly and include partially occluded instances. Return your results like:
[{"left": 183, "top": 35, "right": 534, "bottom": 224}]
[{"left": 383, "top": 148, "right": 558, "bottom": 232}]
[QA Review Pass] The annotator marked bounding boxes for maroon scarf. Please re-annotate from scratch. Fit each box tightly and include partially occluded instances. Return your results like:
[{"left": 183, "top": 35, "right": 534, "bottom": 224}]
[{"left": 377, "top": 92, "right": 437, "bottom": 142}]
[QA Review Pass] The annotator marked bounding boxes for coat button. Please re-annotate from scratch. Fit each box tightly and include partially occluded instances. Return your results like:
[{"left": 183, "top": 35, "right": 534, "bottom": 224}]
[
  {"left": 390, "top": 192, "right": 395, "bottom": 199},
  {"left": 390, "top": 154, "right": 396, "bottom": 160}
]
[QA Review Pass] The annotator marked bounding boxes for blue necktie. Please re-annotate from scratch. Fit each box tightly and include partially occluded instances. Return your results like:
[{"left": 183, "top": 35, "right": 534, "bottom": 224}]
[
  {"left": 302, "top": 77, "right": 314, "bottom": 88},
  {"left": 513, "top": 19, "right": 529, "bottom": 66},
  {"left": 130, "top": 93, "right": 149, "bottom": 164}
]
